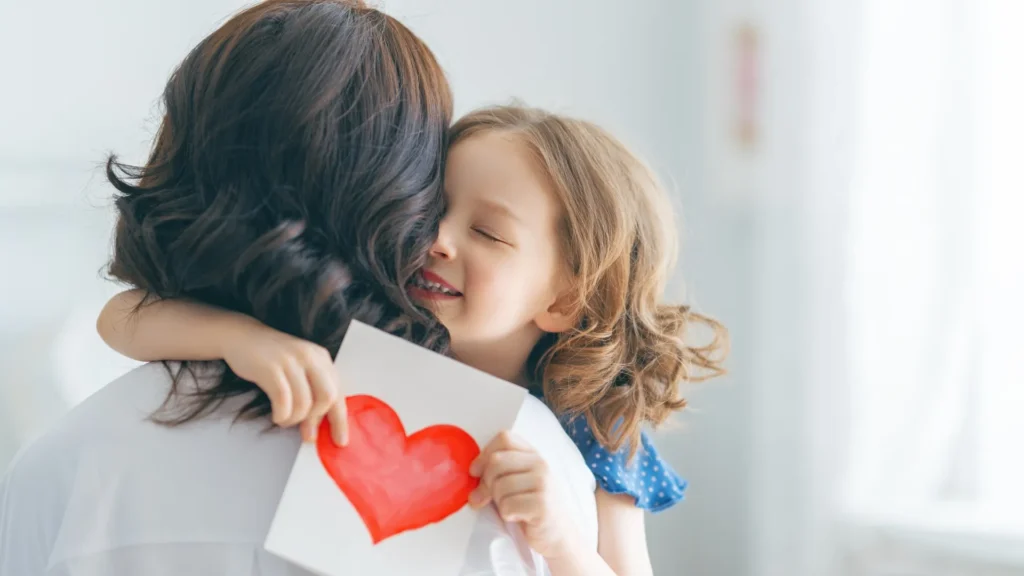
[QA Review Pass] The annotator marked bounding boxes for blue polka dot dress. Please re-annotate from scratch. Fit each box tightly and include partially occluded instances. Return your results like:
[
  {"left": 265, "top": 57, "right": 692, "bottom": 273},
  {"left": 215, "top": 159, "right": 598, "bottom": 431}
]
[{"left": 561, "top": 415, "right": 687, "bottom": 512}]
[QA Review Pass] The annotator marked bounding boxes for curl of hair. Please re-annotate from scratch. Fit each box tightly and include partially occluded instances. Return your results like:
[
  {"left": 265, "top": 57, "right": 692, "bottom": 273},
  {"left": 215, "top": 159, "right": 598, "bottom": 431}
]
[
  {"left": 539, "top": 304, "right": 728, "bottom": 457},
  {"left": 105, "top": 0, "right": 453, "bottom": 425}
]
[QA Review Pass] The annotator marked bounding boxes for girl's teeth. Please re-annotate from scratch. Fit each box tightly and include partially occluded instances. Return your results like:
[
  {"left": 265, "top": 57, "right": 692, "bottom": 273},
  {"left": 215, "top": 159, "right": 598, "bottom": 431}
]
[{"left": 415, "top": 276, "right": 458, "bottom": 295}]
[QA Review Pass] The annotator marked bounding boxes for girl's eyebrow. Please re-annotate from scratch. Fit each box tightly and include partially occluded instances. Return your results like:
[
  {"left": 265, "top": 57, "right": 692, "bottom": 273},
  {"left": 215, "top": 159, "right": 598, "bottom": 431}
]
[{"left": 478, "top": 198, "right": 523, "bottom": 224}]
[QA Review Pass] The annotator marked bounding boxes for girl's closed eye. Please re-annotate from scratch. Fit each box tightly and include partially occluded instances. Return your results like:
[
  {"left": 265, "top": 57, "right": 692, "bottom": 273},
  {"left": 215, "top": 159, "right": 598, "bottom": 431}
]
[{"left": 472, "top": 226, "right": 510, "bottom": 245}]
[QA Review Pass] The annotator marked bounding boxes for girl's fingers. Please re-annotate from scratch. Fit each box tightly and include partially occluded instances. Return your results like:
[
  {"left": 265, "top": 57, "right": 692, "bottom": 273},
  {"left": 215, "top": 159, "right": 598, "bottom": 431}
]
[
  {"left": 284, "top": 361, "right": 312, "bottom": 428},
  {"left": 494, "top": 493, "right": 539, "bottom": 524},
  {"left": 491, "top": 471, "right": 542, "bottom": 504},
  {"left": 299, "top": 418, "right": 318, "bottom": 444},
  {"left": 307, "top": 350, "right": 344, "bottom": 444},
  {"left": 267, "top": 369, "right": 293, "bottom": 425},
  {"left": 480, "top": 450, "right": 537, "bottom": 490},
  {"left": 469, "top": 451, "right": 541, "bottom": 508},
  {"left": 305, "top": 362, "right": 338, "bottom": 422},
  {"left": 470, "top": 431, "right": 533, "bottom": 476},
  {"left": 326, "top": 401, "right": 349, "bottom": 446}
]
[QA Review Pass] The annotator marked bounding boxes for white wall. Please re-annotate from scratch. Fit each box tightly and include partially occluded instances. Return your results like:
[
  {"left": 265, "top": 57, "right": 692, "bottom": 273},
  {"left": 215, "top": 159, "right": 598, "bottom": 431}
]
[
  {"left": 0, "top": 0, "right": 250, "bottom": 479},
  {"left": 0, "top": 0, "right": 253, "bottom": 327}
]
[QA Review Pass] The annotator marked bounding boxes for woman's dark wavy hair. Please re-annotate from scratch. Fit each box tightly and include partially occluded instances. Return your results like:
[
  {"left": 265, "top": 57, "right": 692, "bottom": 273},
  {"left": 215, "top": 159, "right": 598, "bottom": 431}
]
[{"left": 105, "top": 0, "right": 453, "bottom": 424}]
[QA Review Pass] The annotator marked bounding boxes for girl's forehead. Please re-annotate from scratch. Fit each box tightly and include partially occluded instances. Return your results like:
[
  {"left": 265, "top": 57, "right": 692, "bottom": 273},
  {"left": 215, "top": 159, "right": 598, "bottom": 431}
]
[
  {"left": 445, "top": 133, "right": 542, "bottom": 191},
  {"left": 444, "top": 134, "right": 561, "bottom": 224}
]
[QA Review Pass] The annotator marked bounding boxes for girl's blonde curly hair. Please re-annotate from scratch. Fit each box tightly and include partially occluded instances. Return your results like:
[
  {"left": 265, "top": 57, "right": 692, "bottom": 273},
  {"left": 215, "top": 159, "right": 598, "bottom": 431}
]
[{"left": 450, "top": 105, "right": 729, "bottom": 455}]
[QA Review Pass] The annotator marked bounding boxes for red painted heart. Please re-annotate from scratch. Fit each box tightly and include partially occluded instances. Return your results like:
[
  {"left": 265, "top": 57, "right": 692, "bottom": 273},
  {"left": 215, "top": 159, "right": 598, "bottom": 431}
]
[{"left": 316, "top": 394, "right": 481, "bottom": 544}]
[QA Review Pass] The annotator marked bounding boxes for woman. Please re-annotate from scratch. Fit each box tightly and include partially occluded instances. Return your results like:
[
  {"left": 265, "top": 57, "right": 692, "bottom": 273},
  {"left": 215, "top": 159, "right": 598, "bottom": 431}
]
[{"left": 0, "top": 2, "right": 595, "bottom": 575}]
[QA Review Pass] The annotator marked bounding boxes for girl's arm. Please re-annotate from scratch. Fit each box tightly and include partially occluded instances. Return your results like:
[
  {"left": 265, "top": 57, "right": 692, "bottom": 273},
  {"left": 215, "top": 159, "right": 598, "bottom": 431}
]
[
  {"left": 96, "top": 289, "right": 348, "bottom": 444},
  {"left": 595, "top": 489, "right": 655, "bottom": 575},
  {"left": 545, "top": 489, "right": 654, "bottom": 576},
  {"left": 97, "top": 289, "right": 256, "bottom": 362}
]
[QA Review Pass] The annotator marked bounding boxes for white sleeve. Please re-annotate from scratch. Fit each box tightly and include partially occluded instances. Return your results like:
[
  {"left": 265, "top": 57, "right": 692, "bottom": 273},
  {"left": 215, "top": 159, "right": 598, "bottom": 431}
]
[{"left": 0, "top": 452, "right": 52, "bottom": 576}]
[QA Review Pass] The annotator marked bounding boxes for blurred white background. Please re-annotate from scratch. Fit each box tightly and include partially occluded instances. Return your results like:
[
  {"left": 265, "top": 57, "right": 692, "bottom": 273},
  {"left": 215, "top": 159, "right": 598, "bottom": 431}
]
[{"left": 1, "top": 0, "right": 1022, "bottom": 575}]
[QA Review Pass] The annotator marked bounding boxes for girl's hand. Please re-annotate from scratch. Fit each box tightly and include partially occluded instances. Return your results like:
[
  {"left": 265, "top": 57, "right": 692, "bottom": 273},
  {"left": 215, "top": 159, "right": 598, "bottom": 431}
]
[
  {"left": 220, "top": 318, "right": 347, "bottom": 445},
  {"left": 468, "top": 431, "right": 582, "bottom": 560}
]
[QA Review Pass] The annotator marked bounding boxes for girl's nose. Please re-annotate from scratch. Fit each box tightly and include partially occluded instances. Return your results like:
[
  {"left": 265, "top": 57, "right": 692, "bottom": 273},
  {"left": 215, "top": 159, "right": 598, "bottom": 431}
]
[{"left": 429, "top": 219, "right": 456, "bottom": 260}]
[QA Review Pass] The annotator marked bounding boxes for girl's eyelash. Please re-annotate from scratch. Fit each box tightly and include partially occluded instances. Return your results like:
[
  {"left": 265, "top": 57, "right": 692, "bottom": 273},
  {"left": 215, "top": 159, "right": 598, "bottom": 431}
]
[{"left": 472, "top": 227, "right": 504, "bottom": 243}]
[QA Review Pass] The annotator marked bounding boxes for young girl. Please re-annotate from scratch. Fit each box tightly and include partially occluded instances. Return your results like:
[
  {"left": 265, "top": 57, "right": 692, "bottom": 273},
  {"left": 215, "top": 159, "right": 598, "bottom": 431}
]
[{"left": 98, "top": 105, "right": 728, "bottom": 574}]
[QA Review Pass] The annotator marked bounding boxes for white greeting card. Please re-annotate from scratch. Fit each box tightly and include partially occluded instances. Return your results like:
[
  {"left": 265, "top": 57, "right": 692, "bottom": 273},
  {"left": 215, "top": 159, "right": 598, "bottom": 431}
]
[{"left": 264, "top": 320, "right": 528, "bottom": 576}]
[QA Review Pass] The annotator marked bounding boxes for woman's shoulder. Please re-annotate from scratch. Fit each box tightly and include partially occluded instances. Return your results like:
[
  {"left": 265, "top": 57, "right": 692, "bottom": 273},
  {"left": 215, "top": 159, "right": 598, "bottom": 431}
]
[
  {"left": 516, "top": 395, "right": 597, "bottom": 490},
  {"left": 515, "top": 394, "right": 600, "bottom": 548},
  {"left": 3, "top": 362, "right": 301, "bottom": 568}
]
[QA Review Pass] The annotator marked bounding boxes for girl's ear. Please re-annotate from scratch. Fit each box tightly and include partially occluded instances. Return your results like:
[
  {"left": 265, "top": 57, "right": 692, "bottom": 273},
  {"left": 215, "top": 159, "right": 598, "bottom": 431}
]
[{"left": 535, "top": 290, "right": 578, "bottom": 333}]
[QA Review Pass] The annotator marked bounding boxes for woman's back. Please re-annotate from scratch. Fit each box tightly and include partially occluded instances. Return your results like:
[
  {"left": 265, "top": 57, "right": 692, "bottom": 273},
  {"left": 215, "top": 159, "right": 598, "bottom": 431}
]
[
  {"left": 0, "top": 363, "right": 310, "bottom": 575},
  {"left": 0, "top": 365, "right": 597, "bottom": 575}
]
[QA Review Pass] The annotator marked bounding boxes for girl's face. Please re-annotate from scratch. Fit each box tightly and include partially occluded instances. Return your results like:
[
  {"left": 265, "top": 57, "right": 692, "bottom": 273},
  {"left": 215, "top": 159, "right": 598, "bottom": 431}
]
[{"left": 409, "top": 131, "right": 573, "bottom": 381}]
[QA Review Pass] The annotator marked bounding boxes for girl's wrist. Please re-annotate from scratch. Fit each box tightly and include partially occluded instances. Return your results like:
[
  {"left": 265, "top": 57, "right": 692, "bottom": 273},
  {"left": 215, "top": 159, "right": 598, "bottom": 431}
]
[{"left": 215, "top": 310, "right": 266, "bottom": 358}]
